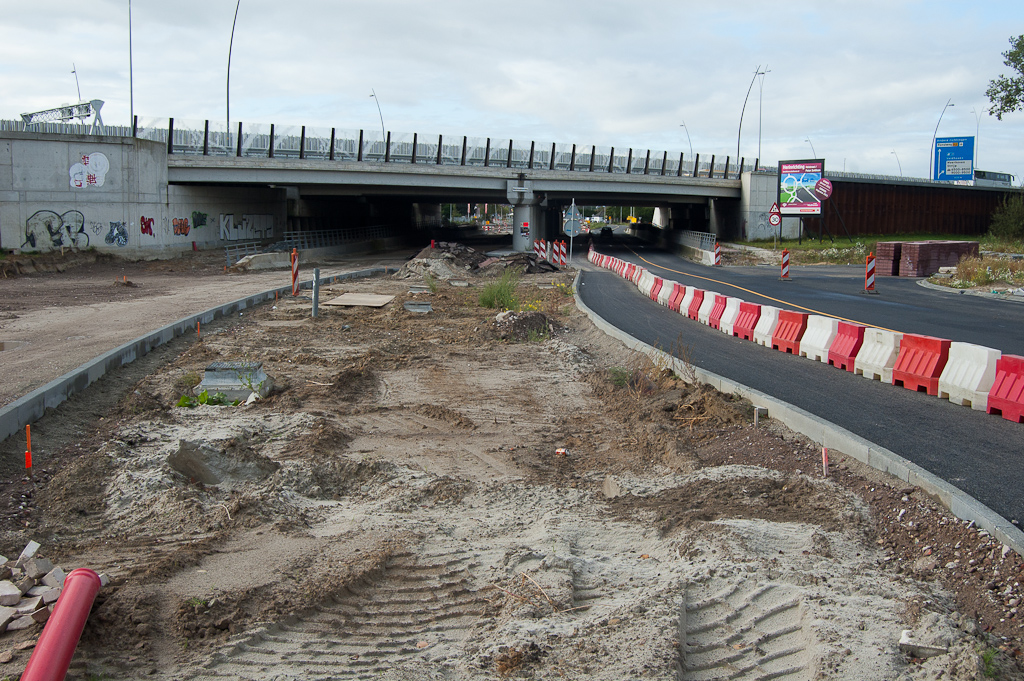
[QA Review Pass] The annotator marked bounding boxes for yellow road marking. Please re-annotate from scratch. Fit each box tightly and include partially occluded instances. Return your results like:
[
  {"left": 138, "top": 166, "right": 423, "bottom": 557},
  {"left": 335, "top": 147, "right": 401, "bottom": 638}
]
[{"left": 625, "top": 248, "right": 899, "bottom": 333}]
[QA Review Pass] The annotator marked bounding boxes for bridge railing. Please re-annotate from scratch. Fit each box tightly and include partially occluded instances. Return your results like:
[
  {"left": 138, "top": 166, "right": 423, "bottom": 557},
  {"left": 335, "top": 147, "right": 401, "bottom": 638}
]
[
  {"left": 678, "top": 230, "right": 718, "bottom": 251},
  {"left": 3, "top": 115, "right": 764, "bottom": 179}
]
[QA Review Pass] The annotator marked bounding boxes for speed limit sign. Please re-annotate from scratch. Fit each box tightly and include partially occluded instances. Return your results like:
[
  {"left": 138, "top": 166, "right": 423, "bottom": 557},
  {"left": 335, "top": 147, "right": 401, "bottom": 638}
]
[{"left": 769, "top": 213, "right": 781, "bottom": 226}]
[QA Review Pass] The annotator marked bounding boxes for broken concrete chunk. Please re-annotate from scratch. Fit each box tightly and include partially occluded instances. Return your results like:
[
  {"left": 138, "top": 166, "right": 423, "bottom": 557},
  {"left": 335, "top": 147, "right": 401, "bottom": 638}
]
[
  {"left": 41, "top": 567, "right": 66, "bottom": 589},
  {"left": 23, "top": 558, "right": 53, "bottom": 581},
  {"left": 167, "top": 440, "right": 280, "bottom": 488},
  {"left": 16, "top": 596, "right": 41, "bottom": 615},
  {"left": 5, "top": 615, "right": 36, "bottom": 631},
  {"left": 0, "top": 582, "right": 22, "bottom": 606},
  {"left": 15, "top": 541, "right": 40, "bottom": 568},
  {"left": 0, "top": 606, "right": 16, "bottom": 632},
  {"left": 30, "top": 607, "right": 50, "bottom": 623},
  {"left": 16, "top": 577, "right": 35, "bottom": 595},
  {"left": 898, "top": 630, "right": 948, "bottom": 658},
  {"left": 98, "top": 573, "right": 110, "bottom": 588},
  {"left": 602, "top": 476, "right": 623, "bottom": 499},
  {"left": 40, "top": 588, "right": 59, "bottom": 605}
]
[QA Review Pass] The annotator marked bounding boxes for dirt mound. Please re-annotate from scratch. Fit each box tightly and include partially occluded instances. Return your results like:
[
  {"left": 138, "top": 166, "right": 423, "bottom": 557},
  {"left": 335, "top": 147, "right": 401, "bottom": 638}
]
[{"left": 496, "top": 310, "right": 550, "bottom": 340}]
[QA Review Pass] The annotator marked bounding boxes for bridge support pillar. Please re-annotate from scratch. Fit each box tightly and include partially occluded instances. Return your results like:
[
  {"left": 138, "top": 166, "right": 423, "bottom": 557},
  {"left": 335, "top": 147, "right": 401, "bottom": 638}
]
[{"left": 507, "top": 180, "right": 540, "bottom": 252}]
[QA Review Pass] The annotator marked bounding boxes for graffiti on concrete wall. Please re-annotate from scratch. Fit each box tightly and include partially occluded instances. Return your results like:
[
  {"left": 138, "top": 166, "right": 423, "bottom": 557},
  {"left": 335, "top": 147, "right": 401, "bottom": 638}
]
[
  {"left": 69, "top": 152, "right": 110, "bottom": 189},
  {"left": 191, "top": 211, "right": 208, "bottom": 229},
  {"left": 23, "top": 210, "right": 89, "bottom": 251},
  {"left": 105, "top": 222, "right": 128, "bottom": 247},
  {"left": 140, "top": 216, "right": 154, "bottom": 236},
  {"left": 172, "top": 217, "right": 191, "bottom": 236},
  {"left": 219, "top": 214, "right": 273, "bottom": 241}
]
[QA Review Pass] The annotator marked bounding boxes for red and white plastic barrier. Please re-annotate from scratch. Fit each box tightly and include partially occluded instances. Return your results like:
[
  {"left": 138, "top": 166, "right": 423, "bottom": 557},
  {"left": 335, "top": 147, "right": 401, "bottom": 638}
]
[
  {"left": 708, "top": 294, "right": 729, "bottom": 330},
  {"left": 855, "top": 329, "right": 903, "bottom": 382},
  {"left": 753, "top": 306, "right": 782, "bottom": 347},
  {"left": 668, "top": 284, "right": 687, "bottom": 312},
  {"left": 697, "top": 291, "right": 719, "bottom": 325},
  {"left": 892, "top": 334, "right": 951, "bottom": 396},
  {"left": 938, "top": 342, "right": 1001, "bottom": 411},
  {"left": 828, "top": 322, "right": 866, "bottom": 372},
  {"left": 657, "top": 279, "right": 676, "bottom": 306},
  {"left": 733, "top": 302, "right": 762, "bottom": 341},
  {"left": 687, "top": 289, "right": 705, "bottom": 321},
  {"left": 780, "top": 249, "right": 790, "bottom": 280},
  {"left": 714, "top": 242, "right": 722, "bottom": 266},
  {"left": 800, "top": 315, "right": 840, "bottom": 363},
  {"left": 864, "top": 252, "right": 876, "bottom": 292},
  {"left": 771, "top": 311, "right": 809, "bottom": 355},
  {"left": 987, "top": 355, "right": 1024, "bottom": 423},
  {"left": 719, "top": 298, "right": 743, "bottom": 336}
]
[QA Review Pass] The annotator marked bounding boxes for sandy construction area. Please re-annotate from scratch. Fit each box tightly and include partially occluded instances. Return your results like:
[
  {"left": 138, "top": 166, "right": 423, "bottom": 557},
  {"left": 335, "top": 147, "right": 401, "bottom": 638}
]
[{"left": 0, "top": 247, "right": 1021, "bottom": 679}]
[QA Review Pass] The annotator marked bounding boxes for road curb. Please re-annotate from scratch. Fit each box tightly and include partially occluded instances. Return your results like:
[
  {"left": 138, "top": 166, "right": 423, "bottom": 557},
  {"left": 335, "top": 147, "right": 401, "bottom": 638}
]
[
  {"left": 0, "top": 267, "right": 393, "bottom": 446},
  {"left": 573, "top": 270, "right": 1024, "bottom": 557},
  {"left": 917, "top": 278, "right": 1024, "bottom": 304}
]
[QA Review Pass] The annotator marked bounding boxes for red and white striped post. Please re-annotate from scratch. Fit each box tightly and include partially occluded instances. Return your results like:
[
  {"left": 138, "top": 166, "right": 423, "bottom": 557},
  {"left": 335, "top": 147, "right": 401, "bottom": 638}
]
[
  {"left": 558, "top": 240, "right": 567, "bottom": 266},
  {"left": 864, "top": 251, "right": 877, "bottom": 294},
  {"left": 533, "top": 240, "right": 542, "bottom": 259},
  {"left": 780, "top": 248, "right": 790, "bottom": 280},
  {"left": 714, "top": 241, "right": 722, "bottom": 266},
  {"left": 290, "top": 248, "right": 299, "bottom": 296}
]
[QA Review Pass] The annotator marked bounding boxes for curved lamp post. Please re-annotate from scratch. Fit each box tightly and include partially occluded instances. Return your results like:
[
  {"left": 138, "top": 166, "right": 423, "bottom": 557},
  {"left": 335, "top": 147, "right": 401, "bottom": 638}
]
[
  {"left": 226, "top": 0, "right": 241, "bottom": 136},
  {"left": 370, "top": 89, "right": 386, "bottom": 148},
  {"left": 929, "top": 98, "right": 954, "bottom": 180},
  {"left": 971, "top": 107, "right": 984, "bottom": 169},
  {"left": 804, "top": 137, "right": 816, "bottom": 157},
  {"left": 891, "top": 149, "right": 902, "bottom": 176},
  {"left": 679, "top": 120, "right": 693, "bottom": 158},
  {"left": 737, "top": 65, "right": 766, "bottom": 166}
]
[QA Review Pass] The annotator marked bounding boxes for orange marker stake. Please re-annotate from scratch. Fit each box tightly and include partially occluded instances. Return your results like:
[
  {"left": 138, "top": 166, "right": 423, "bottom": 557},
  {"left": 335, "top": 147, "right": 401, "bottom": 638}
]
[
  {"left": 822, "top": 446, "right": 829, "bottom": 478},
  {"left": 25, "top": 424, "right": 32, "bottom": 471},
  {"left": 197, "top": 321, "right": 201, "bottom": 341}
]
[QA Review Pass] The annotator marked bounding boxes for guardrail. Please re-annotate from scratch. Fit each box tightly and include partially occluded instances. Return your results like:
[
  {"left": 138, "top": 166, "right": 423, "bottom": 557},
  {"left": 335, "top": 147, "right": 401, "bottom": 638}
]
[
  {"left": 678, "top": 230, "right": 717, "bottom": 251},
  {"left": 224, "top": 241, "right": 262, "bottom": 267},
  {"left": 281, "top": 226, "right": 394, "bottom": 250}
]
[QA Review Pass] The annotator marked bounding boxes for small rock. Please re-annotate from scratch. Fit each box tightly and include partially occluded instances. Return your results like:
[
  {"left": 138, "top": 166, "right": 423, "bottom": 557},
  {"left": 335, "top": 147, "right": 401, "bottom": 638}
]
[
  {"left": 40, "top": 567, "right": 66, "bottom": 589},
  {"left": 15, "top": 596, "right": 41, "bottom": 615},
  {"left": 15, "top": 541, "right": 40, "bottom": 568},
  {"left": 30, "top": 607, "right": 49, "bottom": 623},
  {"left": 0, "top": 650, "right": 12, "bottom": 663},
  {"left": 14, "top": 639, "right": 35, "bottom": 651},
  {"left": 23, "top": 558, "right": 53, "bottom": 581},
  {"left": 0, "top": 582, "right": 21, "bottom": 606},
  {"left": 15, "top": 577, "right": 35, "bottom": 595},
  {"left": 6, "top": 616, "right": 36, "bottom": 632}
]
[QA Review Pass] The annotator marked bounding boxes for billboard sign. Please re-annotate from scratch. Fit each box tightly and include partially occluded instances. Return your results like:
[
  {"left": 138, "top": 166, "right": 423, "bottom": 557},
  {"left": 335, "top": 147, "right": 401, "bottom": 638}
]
[
  {"left": 778, "top": 159, "right": 825, "bottom": 215},
  {"left": 933, "top": 136, "right": 974, "bottom": 182}
]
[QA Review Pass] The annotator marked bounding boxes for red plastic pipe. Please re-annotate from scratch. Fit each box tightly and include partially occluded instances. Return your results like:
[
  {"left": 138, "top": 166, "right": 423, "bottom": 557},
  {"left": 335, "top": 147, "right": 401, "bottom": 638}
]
[{"left": 21, "top": 568, "right": 102, "bottom": 681}]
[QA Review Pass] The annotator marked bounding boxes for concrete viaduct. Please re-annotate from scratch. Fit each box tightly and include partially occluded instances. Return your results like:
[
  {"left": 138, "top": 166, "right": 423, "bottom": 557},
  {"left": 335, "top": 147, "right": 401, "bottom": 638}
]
[{"left": 0, "top": 118, "right": 1014, "bottom": 258}]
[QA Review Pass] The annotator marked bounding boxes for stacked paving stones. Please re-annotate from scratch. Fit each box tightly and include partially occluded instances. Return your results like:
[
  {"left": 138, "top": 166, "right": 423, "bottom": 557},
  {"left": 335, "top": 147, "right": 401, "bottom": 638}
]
[
  {"left": 875, "top": 242, "right": 902, "bottom": 276},
  {"left": 875, "top": 241, "right": 979, "bottom": 277},
  {"left": 898, "top": 241, "right": 980, "bottom": 277},
  {"left": 0, "top": 540, "right": 107, "bottom": 634}
]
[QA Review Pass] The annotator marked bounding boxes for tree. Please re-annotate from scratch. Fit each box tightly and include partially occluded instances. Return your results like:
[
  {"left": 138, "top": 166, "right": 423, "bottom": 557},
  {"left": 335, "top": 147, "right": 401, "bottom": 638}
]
[{"left": 986, "top": 34, "right": 1024, "bottom": 120}]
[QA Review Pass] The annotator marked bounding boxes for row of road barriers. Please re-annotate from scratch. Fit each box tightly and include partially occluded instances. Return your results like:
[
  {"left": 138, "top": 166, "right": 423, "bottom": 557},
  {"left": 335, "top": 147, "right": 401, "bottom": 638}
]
[{"left": 588, "top": 247, "right": 1024, "bottom": 424}]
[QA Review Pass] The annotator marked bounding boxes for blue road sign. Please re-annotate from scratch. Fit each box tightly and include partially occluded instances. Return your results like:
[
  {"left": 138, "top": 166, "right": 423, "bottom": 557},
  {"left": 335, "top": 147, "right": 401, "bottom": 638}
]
[{"left": 933, "top": 136, "right": 974, "bottom": 182}]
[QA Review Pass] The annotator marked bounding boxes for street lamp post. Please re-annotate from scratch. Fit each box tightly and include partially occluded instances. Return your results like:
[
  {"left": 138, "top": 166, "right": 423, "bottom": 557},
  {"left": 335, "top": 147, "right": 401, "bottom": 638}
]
[
  {"left": 227, "top": 0, "right": 241, "bottom": 138},
  {"left": 757, "top": 65, "right": 770, "bottom": 166},
  {"left": 971, "top": 107, "right": 983, "bottom": 170},
  {"left": 370, "top": 89, "right": 386, "bottom": 153},
  {"left": 891, "top": 150, "right": 902, "bottom": 176},
  {"left": 679, "top": 120, "right": 693, "bottom": 172},
  {"left": 929, "top": 98, "right": 954, "bottom": 181},
  {"left": 804, "top": 137, "right": 816, "bottom": 157},
  {"left": 737, "top": 65, "right": 766, "bottom": 169}
]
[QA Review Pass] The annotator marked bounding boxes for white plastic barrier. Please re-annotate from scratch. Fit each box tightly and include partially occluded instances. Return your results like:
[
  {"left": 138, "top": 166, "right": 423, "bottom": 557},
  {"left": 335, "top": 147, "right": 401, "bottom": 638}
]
[
  {"left": 656, "top": 278, "right": 676, "bottom": 307},
  {"left": 854, "top": 328, "right": 903, "bottom": 383},
  {"left": 799, "top": 315, "right": 839, "bottom": 363},
  {"left": 752, "top": 306, "right": 781, "bottom": 347},
  {"left": 636, "top": 270, "right": 656, "bottom": 298},
  {"left": 680, "top": 287, "right": 697, "bottom": 316},
  {"left": 630, "top": 266, "right": 645, "bottom": 285},
  {"left": 938, "top": 342, "right": 1002, "bottom": 411},
  {"left": 697, "top": 291, "right": 719, "bottom": 325},
  {"left": 719, "top": 297, "right": 743, "bottom": 336}
]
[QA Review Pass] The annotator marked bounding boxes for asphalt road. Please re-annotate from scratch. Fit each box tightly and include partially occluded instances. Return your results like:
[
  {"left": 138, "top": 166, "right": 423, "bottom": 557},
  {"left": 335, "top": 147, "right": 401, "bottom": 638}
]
[{"left": 578, "top": 247, "right": 1024, "bottom": 527}]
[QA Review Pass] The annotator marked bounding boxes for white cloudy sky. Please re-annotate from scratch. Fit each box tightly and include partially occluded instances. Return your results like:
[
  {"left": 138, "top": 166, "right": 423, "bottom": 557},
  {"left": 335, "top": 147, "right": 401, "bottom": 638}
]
[{"left": 1, "top": 1, "right": 1022, "bottom": 183}]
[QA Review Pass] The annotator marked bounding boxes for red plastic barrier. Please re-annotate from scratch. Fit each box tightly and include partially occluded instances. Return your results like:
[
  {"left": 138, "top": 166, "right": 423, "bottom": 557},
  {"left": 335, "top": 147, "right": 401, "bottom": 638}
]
[
  {"left": 828, "top": 321, "right": 867, "bottom": 372},
  {"left": 668, "top": 284, "right": 686, "bottom": 312},
  {"left": 649, "top": 277, "right": 664, "bottom": 301},
  {"left": 687, "top": 289, "right": 705, "bottom": 320},
  {"left": 623, "top": 263, "right": 636, "bottom": 280},
  {"left": 708, "top": 294, "right": 728, "bottom": 330},
  {"left": 21, "top": 568, "right": 102, "bottom": 681},
  {"left": 733, "top": 302, "right": 761, "bottom": 340},
  {"left": 630, "top": 267, "right": 644, "bottom": 284},
  {"left": 891, "top": 334, "right": 951, "bottom": 395},
  {"left": 771, "top": 311, "right": 809, "bottom": 355},
  {"left": 986, "top": 354, "right": 1024, "bottom": 423}
]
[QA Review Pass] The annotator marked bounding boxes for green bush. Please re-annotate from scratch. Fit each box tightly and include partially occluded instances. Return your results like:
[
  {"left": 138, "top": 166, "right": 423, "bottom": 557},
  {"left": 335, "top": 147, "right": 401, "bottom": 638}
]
[
  {"left": 989, "top": 193, "right": 1024, "bottom": 240},
  {"left": 479, "top": 269, "right": 519, "bottom": 310}
]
